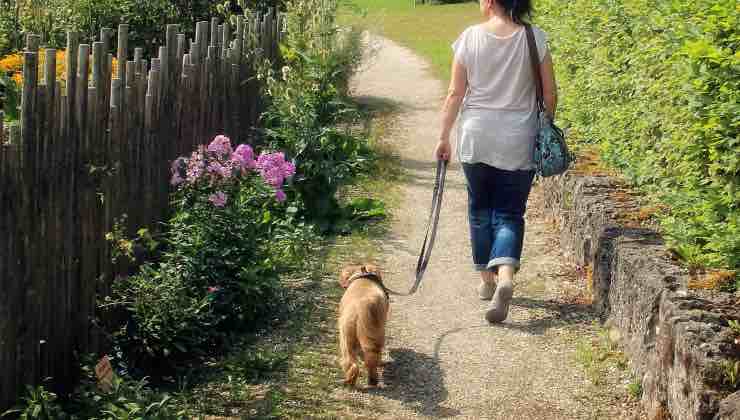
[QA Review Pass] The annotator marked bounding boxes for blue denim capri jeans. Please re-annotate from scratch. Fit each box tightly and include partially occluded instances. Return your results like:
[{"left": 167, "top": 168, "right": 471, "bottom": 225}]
[{"left": 461, "top": 162, "right": 535, "bottom": 272}]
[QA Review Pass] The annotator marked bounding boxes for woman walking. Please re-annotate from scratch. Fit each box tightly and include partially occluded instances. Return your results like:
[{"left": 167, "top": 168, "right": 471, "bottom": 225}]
[{"left": 434, "top": 0, "right": 557, "bottom": 323}]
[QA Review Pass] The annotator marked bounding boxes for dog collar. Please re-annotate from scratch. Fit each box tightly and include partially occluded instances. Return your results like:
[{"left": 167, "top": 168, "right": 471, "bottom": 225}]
[{"left": 347, "top": 271, "right": 389, "bottom": 300}]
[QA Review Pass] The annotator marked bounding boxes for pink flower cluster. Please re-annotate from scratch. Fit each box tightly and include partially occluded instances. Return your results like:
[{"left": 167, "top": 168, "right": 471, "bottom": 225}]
[
  {"left": 207, "top": 135, "right": 233, "bottom": 157},
  {"left": 170, "top": 135, "right": 295, "bottom": 206},
  {"left": 256, "top": 152, "right": 296, "bottom": 202},
  {"left": 233, "top": 144, "right": 257, "bottom": 171}
]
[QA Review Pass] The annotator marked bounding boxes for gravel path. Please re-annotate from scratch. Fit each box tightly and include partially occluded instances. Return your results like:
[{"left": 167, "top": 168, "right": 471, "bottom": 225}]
[{"left": 335, "top": 35, "right": 644, "bottom": 420}]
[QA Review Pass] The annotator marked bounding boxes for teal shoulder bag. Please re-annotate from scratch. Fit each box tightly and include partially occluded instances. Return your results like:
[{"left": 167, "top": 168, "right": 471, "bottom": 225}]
[{"left": 525, "top": 24, "right": 571, "bottom": 177}]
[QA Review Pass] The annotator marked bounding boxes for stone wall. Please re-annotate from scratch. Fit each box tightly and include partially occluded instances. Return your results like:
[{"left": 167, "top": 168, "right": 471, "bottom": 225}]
[{"left": 542, "top": 173, "right": 740, "bottom": 420}]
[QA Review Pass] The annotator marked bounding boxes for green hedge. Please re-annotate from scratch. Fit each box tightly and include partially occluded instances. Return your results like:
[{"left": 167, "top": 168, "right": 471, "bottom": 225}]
[
  {"left": 0, "top": 0, "right": 222, "bottom": 57},
  {"left": 538, "top": 0, "right": 739, "bottom": 273}
]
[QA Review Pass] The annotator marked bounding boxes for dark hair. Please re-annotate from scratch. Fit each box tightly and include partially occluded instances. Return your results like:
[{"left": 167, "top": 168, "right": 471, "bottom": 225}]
[{"left": 496, "top": 0, "right": 533, "bottom": 25}]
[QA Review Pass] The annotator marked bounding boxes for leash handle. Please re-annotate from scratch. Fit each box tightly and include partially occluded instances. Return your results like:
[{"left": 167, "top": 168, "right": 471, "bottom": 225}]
[{"left": 387, "top": 159, "right": 447, "bottom": 296}]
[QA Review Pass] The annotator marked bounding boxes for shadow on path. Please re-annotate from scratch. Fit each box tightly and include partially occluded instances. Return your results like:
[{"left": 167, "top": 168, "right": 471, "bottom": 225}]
[
  {"left": 429, "top": 297, "right": 601, "bottom": 342},
  {"left": 370, "top": 347, "right": 461, "bottom": 418},
  {"left": 501, "top": 297, "right": 601, "bottom": 335}
]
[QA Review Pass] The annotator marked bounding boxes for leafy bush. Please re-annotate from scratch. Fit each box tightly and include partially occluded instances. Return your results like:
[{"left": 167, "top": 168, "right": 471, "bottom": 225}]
[
  {"left": 0, "top": 0, "right": 19, "bottom": 56},
  {"left": 216, "top": 0, "right": 285, "bottom": 17},
  {"left": 261, "top": 0, "right": 369, "bottom": 230},
  {"left": 67, "top": 359, "right": 182, "bottom": 420},
  {"left": 0, "top": 0, "right": 149, "bottom": 53},
  {"left": 1, "top": 382, "right": 66, "bottom": 420},
  {"left": 0, "top": 0, "right": 221, "bottom": 57},
  {"left": 108, "top": 265, "right": 222, "bottom": 373},
  {"left": 105, "top": 135, "right": 313, "bottom": 372},
  {"left": 2, "top": 362, "right": 182, "bottom": 420},
  {"left": 538, "top": 0, "right": 739, "bottom": 274}
]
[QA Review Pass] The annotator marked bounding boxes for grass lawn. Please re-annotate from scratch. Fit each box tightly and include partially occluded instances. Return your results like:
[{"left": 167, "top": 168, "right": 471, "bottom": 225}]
[{"left": 339, "top": 0, "right": 481, "bottom": 82}]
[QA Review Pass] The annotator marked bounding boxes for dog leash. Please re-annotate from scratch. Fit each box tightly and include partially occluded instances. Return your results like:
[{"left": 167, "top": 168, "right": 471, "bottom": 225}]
[{"left": 385, "top": 159, "right": 447, "bottom": 296}]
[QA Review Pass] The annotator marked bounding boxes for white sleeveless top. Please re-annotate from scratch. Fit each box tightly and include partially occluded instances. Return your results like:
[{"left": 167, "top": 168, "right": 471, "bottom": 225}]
[{"left": 452, "top": 24, "right": 548, "bottom": 171}]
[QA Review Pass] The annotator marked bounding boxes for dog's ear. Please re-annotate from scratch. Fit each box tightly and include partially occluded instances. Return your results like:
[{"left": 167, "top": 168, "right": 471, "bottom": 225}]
[
  {"left": 363, "top": 263, "right": 381, "bottom": 279},
  {"left": 339, "top": 265, "right": 359, "bottom": 289}
]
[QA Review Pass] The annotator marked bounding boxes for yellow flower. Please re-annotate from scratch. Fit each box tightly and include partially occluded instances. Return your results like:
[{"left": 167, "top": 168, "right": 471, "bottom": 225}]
[
  {"left": 0, "top": 53, "right": 23, "bottom": 73},
  {"left": 1, "top": 49, "right": 120, "bottom": 86}
]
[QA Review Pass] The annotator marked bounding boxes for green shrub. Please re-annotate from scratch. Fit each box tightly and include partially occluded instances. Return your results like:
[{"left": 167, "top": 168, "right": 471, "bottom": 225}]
[
  {"left": 0, "top": 0, "right": 221, "bottom": 57},
  {"left": 538, "top": 0, "right": 739, "bottom": 273},
  {"left": 2, "top": 382, "right": 66, "bottom": 420},
  {"left": 0, "top": 0, "right": 157, "bottom": 52},
  {"left": 105, "top": 136, "right": 314, "bottom": 372},
  {"left": 2, "top": 362, "right": 182, "bottom": 420},
  {"left": 0, "top": 0, "right": 19, "bottom": 56},
  {"left": 67, "top": 360, "right": 182, "bottom": 419},
  {"left": 108, "top": 264, "right": 222, "bottom": 373},
  {"left": 216, "top": 0, "right": 285, "bottom": 17},
  {"left": 262, "top": 0, "right": 369, "bottom": 230}
]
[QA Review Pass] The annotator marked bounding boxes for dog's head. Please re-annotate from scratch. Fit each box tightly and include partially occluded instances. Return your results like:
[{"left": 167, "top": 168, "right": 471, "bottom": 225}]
[{"left": 339, "top": 264, "right": 381, "bottom": 289}]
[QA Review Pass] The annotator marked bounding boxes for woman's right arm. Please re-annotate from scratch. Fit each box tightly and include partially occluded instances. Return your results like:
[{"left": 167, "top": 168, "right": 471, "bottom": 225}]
[
  {"left": 440, "top": 58, "right": 468, "bottom": 143},
  {"left": 540, "top": 51, "right": 557, "bottom": 119},
  {"left": 435, "top": 58, "right": 468, "bottom": 161}
]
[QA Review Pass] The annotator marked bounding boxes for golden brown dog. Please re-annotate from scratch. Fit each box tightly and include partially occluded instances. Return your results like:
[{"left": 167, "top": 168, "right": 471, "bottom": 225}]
[{"left": 338, "top": 264, "right": 389, "bottom": 387}]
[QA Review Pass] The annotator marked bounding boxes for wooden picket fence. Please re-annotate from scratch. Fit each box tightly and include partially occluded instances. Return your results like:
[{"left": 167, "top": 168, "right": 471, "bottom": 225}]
[{"left": 0, "top": 12, "right": 281, "bottom": 410}]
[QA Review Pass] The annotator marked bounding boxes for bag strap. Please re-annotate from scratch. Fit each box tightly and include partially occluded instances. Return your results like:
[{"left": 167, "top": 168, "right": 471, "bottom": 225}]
[{"left": 524, "top": 24, "right": 545, "bottom": 114}]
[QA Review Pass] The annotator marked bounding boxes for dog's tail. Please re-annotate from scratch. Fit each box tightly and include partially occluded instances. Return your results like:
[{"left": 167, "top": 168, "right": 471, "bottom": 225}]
[{"left": 339, "top": 316, "right": 360, "bottom": 385}]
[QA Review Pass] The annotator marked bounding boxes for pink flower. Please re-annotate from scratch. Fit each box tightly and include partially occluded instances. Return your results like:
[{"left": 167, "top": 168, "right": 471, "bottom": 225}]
[
  {"left": 275, "top": 189, "right": 286, "bottom": 202},
  {"left": 282, "top": 160, "right": 296, "bottom": 178},
  {"left": 208, "top": 191, "right": 228, "bottom": 207},
  {"left": 263, "top": 168, "right": 283, "bottom": 187},
  {"left": 186, "top": 149, "right": 206, "bottom": 183},
  {"left": 232, "top": 144, "right": 257, "bottom": 171},
  {"left": 254, "top": 151, "right": 297, "bottom": 200},
  {"left": 207, "top": 286, "right": 221, "bottom": 293},
  {"left": 256, "top": 152, "right": 295, "bottom": 187},
  {"left": 207, "top": 135, "right": 233, "bottom": 157},
  {"left": 171, "top": 173, "right": 185, "bottom": 186},
  {"left": 207, "top": 161, "right": 232, "bottom": 180}
]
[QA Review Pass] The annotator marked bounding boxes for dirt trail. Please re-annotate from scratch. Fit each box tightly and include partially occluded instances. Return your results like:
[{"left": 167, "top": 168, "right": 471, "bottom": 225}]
[{"left": 338, "top": 34, "right": 642, "bottom": 420}]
